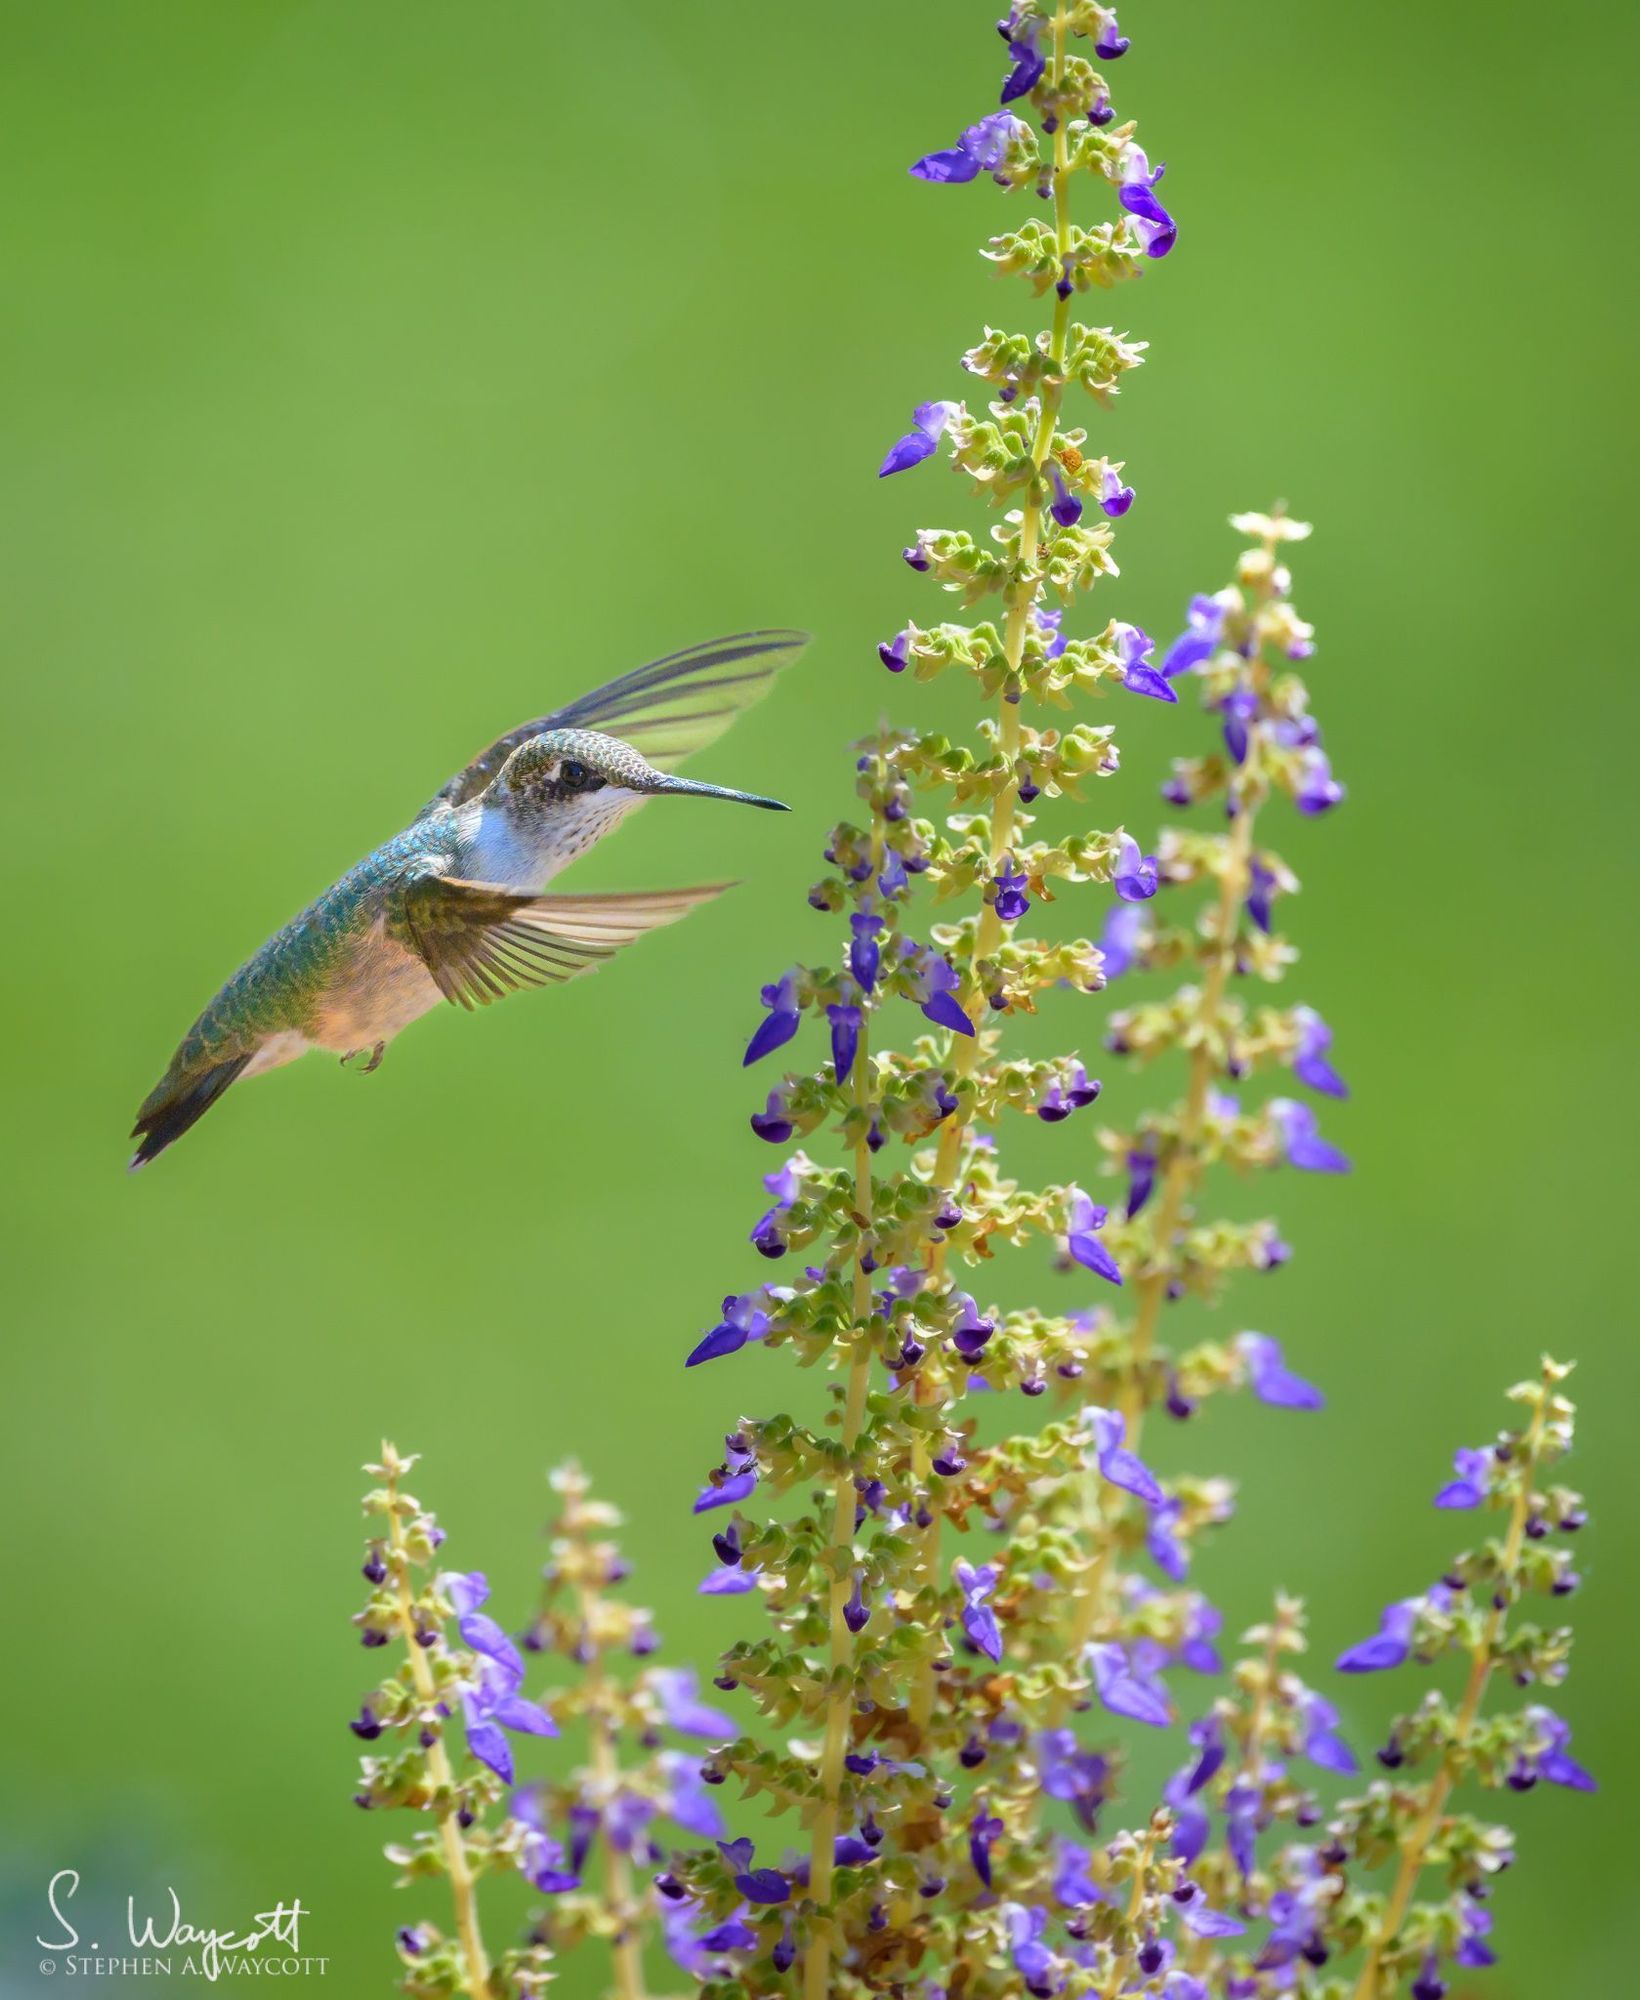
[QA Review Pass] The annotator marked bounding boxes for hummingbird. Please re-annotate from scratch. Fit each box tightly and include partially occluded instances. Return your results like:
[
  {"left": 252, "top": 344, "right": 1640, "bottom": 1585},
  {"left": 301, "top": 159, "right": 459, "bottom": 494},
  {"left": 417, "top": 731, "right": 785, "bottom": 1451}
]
[{"left": 130, "top": 629, "right": 807, "bottom": 1169}]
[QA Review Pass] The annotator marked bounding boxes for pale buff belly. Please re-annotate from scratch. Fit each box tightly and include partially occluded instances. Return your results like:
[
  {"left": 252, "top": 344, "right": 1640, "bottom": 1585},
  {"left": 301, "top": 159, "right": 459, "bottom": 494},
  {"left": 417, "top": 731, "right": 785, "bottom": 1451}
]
[{"left": 306, "top": 925, "right": 446, "bottom": 1053}]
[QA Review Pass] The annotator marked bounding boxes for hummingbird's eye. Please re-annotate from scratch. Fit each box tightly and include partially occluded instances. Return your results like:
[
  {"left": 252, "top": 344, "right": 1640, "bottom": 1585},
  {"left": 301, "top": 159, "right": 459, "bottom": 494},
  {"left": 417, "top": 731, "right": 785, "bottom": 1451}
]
[{"left": 560, "top": 760, "right": 588, "bottom": 788}]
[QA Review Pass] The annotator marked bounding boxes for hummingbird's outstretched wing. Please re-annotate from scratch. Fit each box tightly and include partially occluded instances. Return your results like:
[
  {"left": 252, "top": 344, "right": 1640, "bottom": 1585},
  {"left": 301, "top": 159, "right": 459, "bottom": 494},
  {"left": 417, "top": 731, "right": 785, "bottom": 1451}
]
[
  {"left": 422, "top": 629, "right": 809, "bottom": 815},
  {"left": 401, "top": 878, "right": 731, "bottom": 1011}
]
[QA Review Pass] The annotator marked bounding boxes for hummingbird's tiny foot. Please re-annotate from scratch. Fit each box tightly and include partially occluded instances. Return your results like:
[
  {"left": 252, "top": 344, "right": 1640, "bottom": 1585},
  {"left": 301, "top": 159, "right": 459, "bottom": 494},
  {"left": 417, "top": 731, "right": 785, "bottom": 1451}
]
[{"left": 340, "top": 1042, "right": 386, "bottom": 1074}]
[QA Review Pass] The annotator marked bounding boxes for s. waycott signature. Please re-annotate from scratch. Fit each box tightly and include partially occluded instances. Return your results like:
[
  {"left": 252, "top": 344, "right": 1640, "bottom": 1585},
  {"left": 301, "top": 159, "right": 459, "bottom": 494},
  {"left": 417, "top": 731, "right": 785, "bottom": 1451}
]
[{"left": 36, "top": 1870, "right": 327, "bottom": 1981}]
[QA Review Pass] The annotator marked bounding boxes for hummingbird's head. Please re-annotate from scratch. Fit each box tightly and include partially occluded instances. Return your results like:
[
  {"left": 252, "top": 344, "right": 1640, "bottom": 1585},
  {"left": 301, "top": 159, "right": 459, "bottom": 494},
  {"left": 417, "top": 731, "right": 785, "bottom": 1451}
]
[{"left": 486, "top": 728, "right": 787, "bottom": 860}]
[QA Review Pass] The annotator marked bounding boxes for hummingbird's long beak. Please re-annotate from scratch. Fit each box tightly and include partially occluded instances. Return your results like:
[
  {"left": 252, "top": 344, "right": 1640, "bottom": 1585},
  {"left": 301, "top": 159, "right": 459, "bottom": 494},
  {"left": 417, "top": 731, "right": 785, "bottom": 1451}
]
[{"left": 646, "top": 774, "right": 790, "bottom": 812}]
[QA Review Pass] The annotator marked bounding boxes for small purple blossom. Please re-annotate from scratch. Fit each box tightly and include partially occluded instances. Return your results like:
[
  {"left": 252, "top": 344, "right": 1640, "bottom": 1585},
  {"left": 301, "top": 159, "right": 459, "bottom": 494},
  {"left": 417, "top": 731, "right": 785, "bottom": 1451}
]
[
  {"left": 1000, "top": 19, "right": 1046, "bottom": 101},
  {"left": 1292, "top": 1007, "right": 1348, "bottom": 1098},
  {"left": 994, "top": 858, "right": 1031, "bottom": 923},
  {"left": 970, "top": 1809, "right": 1005, "bottom": 1887},
  {"left": 954, "top": 1558, "right": 1003, "bottom": 1661},
  {"left": 906, "top": 946, "right": 976, "bottom": 1036},
  {"left": 1049, "top": 461, "right": 1083, "bottom": 527},
  {"left": 878, "top": 400, "right": 961, "bottom": 475},
  {"left": 1087, "top": 1640, "right": 1171, "bottom": 1728},
  {"left": 1115, "top": 622, "right": 1176, "bottom": 703},
  {"left": 1113, "top": 833, "right": 1159, "bottom": 901},
  {"left": 1037, "top": 1063, "right": 1100, "bottom": 1122},
  {"left": 749, "top": 1088, "right": 792, "bottom": 1144},
  {"left": 1301, "top": 1691, "right": 1359, "bottom": 1774},
  {"left": 1100, "top": 465, "right": 1135, "bottom": 517},
  {"left": 911, "top": 113, "right": 1025, "bottom": 186},
  {"left": 1236, "top": 1332, "right": 1324, "bottom": 1410},
  {"left": 1119, "top": 146, "right": 1175, "bottom": 256},
  {"left": 1100, "top": 901, "right": 1145, "bottom": 979},
  {"left": 1093, "top": 7, "right": 1130, "bottom": 59},
  {"left": 1435, "top": 1446, "right": 1495, "bottom": 1510},
  {"left": 651, "top": 1667, "right": 735, "bottom": 1739},
  {"left": 1294, "top": 746, "right": 1344, "bottom": 814},
  {"left": 1161, "top": 593, "right": 1227, "bottom": 678},
  {"left": 1336, "top": 1597, "right": 1419, "bottom": 1673},
  {"left": 879, "top": 627, "right": 910, "bottom": 672},
  {"left": 1065, "top": 1189, "right": 1123, "bottom": 1285},
  {"left": 849, "top": 909, "right": 883, "bottom": 991},
  {"left": 1085, "top": 1406, "right": 1163, "bottom": 1503},
  {"left": 827, "top": 1002, "right": 862, "bottom": 1084},
  {"left": 687, "top": 1292, "right": 773, "bottom": 1367},
  {"left": 1269, "top": 1097, "right": 1351, "bottom": 1173},
  {"left": 743, "top": 972, "right": 800, "bottom": 1066}
]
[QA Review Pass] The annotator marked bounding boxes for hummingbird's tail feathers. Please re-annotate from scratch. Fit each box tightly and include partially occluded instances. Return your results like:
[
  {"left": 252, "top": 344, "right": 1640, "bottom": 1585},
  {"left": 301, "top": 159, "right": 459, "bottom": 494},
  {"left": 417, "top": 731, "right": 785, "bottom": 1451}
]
[
  {"left": 402, "top": 876, "right": 731, "bottom": 1012},
  {"left": 423, "top": 629, "right": 809, "bottom": 815},
  {"left": 129, "top": 1053, "right": 253, "bottom": 1171}
]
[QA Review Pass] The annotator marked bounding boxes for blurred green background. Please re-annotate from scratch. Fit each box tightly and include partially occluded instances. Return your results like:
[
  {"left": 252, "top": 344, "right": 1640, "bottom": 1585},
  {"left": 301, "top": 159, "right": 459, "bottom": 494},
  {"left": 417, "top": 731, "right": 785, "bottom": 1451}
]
[{"left": 1, "top": 0, "right": 1632, "bottom": 1991}]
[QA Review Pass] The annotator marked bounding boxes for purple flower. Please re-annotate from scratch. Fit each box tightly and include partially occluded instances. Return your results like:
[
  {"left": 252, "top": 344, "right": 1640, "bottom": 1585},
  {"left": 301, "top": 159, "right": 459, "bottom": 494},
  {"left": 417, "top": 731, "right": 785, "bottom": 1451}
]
[
  {"left": 1517, "top": 1706, "right": 1597, "bottom": 1791},
  {"left": 1037, "top": 1063, "right": 1100, "bottom": 1122},
  {"left": 879, "top": 627, "right": 910, "bottom": 672},
  {"left": 850, "top": 909, "right": 883, "bottom": 991},
  {"left": 1245, "top": 858, "right": 1279, "bottom": 933},
  {"left": 1161, "top": 593, "right": 1227, "bottom": 678},
  {"left": 1000, "top": 20, "right": 1046, "bottom": 101},
  {"left": 1115, "top": 623, "right": 1176, "bottom": 703},
  {"left": 1292, "top": 1007, "right": 1348, "bottom": 1098},
  {"left": 955, "top": 1558, "right": 1003, "bottom": 1661},
  {"left": 994, "top": 858, "right": 1031, "bottom": 922},
  {"left": 512, "top": 1789, "right": 581, "bottom": 1892},
  {"left": 749, "top": 1088, "right": 793, "bottom": 1144},
  {"left": 651, "top": 1668, "right": 736, "bottom": 1739},
  {"left": 878, "top": 399, "right": 961, "bottom": 474},
  {"left": 687, "top": 1293, "right": 773, "bottom": 1367},
  {"left": 718, "top": 1840, "right": 790, "bottom": 1905},
  {"left": 1100, "top": 901, "right": 1145, "bottom": 979},
  {"left": 1085, "top": 1406, "right": 1163, "bottom": 1503},
  {"left": 1268, "top": 1097, "right": 1351, "bottom": 1173},
  {"left": 692, "top": 1439, "right": 757, "bottom": 1513},
  {"left": 911, "top": 113, "right": 1024, "bottom": 186},
  {"left": 699, "top": 1564, "right": 757, "bottom": 1595},
  {"left": 827, "top": 1002, "right": 862, "bottom": 1084},
  {"left": 1146, "top": 1497, "right": 1188, "bottom": 1581},
  {"left": 1113, "top": 833, "right": 1159, "bottom": 901},
  {"left": 907, "top": 947, "right": 976, "bottom": 1036},
  {"left": 834, "top": 1833, "right": 876, "bottom": 1867},
  {"left": 444, "top": 1572, "right": 525, "bottom": 1683},
  {"left": 1294, "top": 746, "right": 1344, "bottom": 814},
  {"left": 1093, "top": 7, "right": 1130, "bottom": 59},
  {"left": 457, "top": 1652, "right": 558, "bottom": 1785},
  {"left": 659, "top": 1750, "right": 726, "bottom": 1838},
  {"left": 1034, "top": 602, "right": 1069, "bottom": 659},
  {"left": 1435, "top": 1445, "right": 1494, "bottom": 1510},
  {"left": 1066, "top": 1190, "right": 1123, "bottom": 1285},
  {"left": 1087, "top": 1641, "right": 1171, "bottom": 1728},
  {"left": 1300, "top": 1692, "right": 1358, "bottom": 1774},
  {"left": 1220, "top": 685, "right": 1258, "bottom": 764},
  {"left": 1125, "top": 1143, "right": 1157, "bottom": 1218},
  {"left": 1236, "top": 1333, "right": 1323, "bottom": 1411},
  {"left": 1100, "top": 465, "right": 1135, "bottom": 517},
  {"left": 970, "top": 1809, "right": 1005, "bottom": 1887},
  {"left": 1003, "top": 1903, "right": 1058, "bottom": 1995},
  {"left": 1048, "top": 462, "right": 1083, "bottom": 527},
  {"left": 950, "top": 1292, "right": 996, "bottom": 1361},
  {"left": 1336, "top": 1597, "right": 1418, "bottom": 1673},
  {"left": 1119, "top": 147, "right": 1175, "bottom": 256},
  {"left": 1036, "top": 1730, "right": 1110, "bottom": 1832},
  {"left": 743, "top": 972, "right": 800, "bottom": 1066}
]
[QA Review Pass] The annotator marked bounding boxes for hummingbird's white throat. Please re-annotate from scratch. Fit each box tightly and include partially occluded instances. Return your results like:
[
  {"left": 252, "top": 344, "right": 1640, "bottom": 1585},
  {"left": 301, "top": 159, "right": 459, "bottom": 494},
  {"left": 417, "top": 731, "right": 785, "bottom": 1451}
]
[{"left": 459, "top": 789, "right": 647, "bottom": 892}]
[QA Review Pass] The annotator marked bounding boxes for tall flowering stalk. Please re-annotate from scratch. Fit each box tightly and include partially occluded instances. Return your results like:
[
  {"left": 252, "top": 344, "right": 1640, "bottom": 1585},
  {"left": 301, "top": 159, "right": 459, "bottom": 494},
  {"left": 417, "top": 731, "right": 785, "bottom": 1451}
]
[
  {"left": 667, "top": 6, "right": 1352, "bottom": 1996},
  {"left": 351, "top": 1452, "right": 729, "bottom": 1995}
]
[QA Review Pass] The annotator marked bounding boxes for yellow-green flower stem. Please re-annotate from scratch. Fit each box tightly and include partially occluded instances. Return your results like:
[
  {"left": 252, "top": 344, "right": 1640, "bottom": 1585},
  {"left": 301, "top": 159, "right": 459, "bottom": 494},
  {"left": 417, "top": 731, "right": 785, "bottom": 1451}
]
[
  {"left": 907, "top": 0, "right": 1077, "bottom": 1746},
  {"left": 382, "top": 1443, "right": 492, "bottom": 2000},
  {"left": 803, "top": 936, "right": 878, "bottom": 2000},
  {"left": 560, "top": 1479, "right": 648, "bottom": 2000},
  {"left": 1100, "top": 1816, "right": 1160, "bottom": 2000},
  {"left": 1049, "top": 523, "right": 1284, "bottom": 1720},
  {"left": 1349, "top": 1380, "right": 1553, "bottom": 2000}
]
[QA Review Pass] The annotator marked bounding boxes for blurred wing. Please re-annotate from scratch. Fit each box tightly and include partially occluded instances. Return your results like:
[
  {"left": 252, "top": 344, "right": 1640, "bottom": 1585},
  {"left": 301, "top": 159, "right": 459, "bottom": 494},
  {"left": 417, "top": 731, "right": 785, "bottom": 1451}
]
[
  {"left": 401, "top": 877, "right": 731, "bottom": 1011},
  {"left": 423, "top": 629, "right": 810, "bottom": 813}
]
